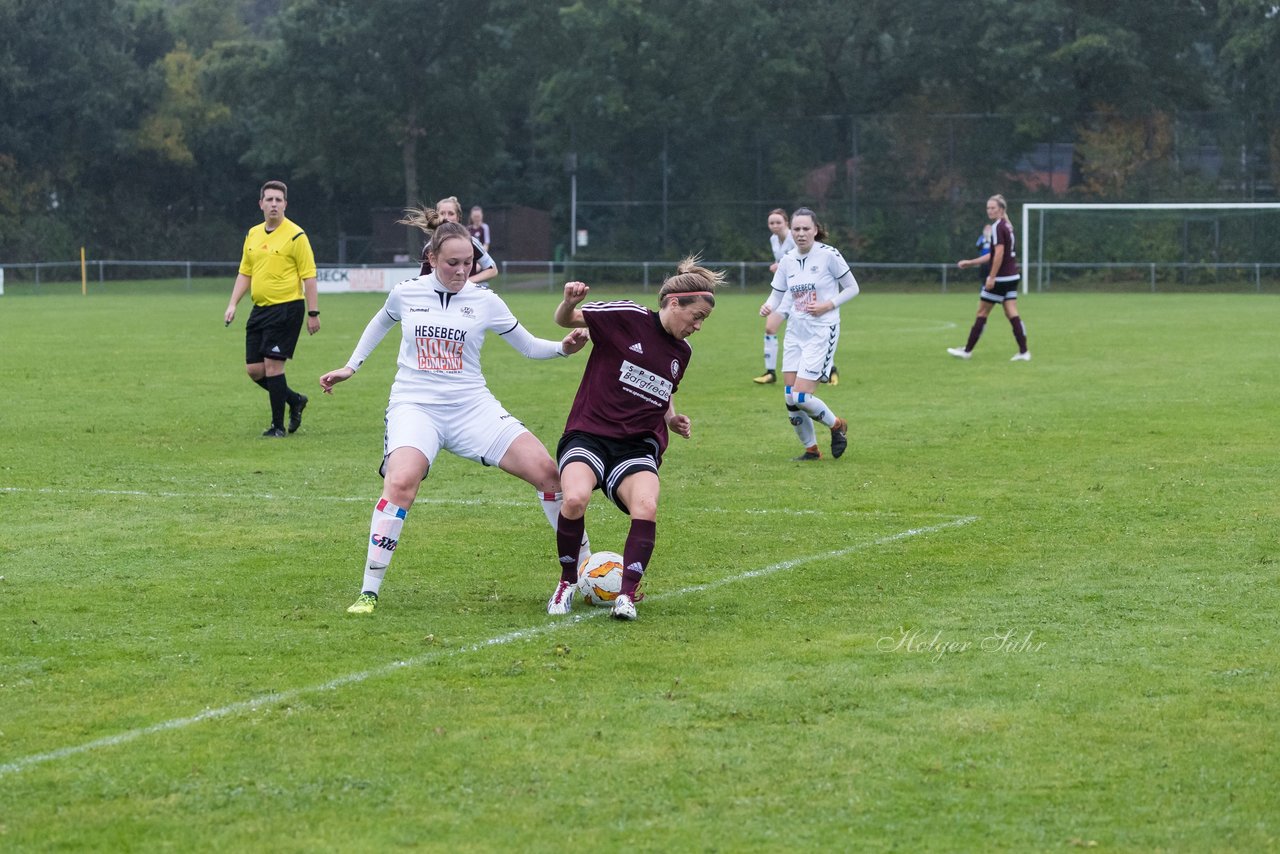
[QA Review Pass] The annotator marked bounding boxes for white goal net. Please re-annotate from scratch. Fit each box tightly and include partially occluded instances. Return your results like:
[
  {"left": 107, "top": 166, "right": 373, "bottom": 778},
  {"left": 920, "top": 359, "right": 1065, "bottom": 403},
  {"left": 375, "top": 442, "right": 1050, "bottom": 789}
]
[{"left": 1020, "top": 203, "right": 1280, "bottom": 293}]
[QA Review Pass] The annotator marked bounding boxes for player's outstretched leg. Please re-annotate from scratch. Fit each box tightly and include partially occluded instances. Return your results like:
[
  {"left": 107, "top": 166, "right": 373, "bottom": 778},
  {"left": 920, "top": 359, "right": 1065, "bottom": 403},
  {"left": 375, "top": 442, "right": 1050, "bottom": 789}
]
[{"left": 348, "top": 497, "right": 406, "bottom": 614}]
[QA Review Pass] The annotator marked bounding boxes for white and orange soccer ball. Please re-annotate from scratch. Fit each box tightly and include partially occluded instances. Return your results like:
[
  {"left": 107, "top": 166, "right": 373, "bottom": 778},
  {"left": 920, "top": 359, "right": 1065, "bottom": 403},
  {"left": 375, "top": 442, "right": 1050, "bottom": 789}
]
[{"left": 577, "top": 551, "right": 624, "bottom": 606}]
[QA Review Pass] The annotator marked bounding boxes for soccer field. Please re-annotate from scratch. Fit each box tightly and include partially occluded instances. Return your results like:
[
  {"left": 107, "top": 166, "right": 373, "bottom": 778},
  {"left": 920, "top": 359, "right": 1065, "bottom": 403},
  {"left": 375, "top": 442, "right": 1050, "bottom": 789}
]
[{"left": 1, "top": 289, "right": 1276, "bottom": 851}]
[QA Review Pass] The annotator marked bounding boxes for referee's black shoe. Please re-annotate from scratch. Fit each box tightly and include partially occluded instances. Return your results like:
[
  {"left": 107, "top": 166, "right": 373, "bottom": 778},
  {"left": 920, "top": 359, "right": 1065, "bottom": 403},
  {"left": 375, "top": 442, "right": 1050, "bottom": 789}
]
[
  {"left": 288, "top": 394, "right": 308, "bottom": 434},
  {"left": 262, "top": 425, "right": 287, "bottom": 438}
]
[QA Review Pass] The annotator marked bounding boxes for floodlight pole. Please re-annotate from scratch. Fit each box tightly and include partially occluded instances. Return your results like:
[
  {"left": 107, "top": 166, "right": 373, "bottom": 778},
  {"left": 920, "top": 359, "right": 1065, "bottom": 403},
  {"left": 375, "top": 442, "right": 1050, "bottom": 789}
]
[
  {"left": 1020, "top": 205, "right": 1028, "bottom": 295},
  {"left": 566, "top": 151, "right": 578, "bottom": 260}
]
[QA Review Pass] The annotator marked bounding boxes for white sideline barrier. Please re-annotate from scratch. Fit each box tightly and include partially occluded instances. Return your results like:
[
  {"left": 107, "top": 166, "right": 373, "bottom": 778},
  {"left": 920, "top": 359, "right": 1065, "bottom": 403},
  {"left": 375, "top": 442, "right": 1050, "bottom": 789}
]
[{"left": 315, "top": 266, "right": 417, "bottom": 294}]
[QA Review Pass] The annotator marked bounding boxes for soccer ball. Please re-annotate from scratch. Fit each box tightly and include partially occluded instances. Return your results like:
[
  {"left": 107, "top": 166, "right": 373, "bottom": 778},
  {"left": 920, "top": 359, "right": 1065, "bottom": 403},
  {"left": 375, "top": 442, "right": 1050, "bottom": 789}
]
[{"left": 577, "top": 551, "right": 624, "bottom": 606}]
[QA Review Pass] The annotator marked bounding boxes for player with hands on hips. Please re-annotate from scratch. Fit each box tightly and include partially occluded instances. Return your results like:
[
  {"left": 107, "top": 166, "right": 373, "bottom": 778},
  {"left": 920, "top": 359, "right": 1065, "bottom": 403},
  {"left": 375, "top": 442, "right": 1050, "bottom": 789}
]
[
  {"left": 546, "top": 258, "right": 722, "bottom": 620},
  {"left": 319, "top": 220, "right": 590, "bottom": 615}
]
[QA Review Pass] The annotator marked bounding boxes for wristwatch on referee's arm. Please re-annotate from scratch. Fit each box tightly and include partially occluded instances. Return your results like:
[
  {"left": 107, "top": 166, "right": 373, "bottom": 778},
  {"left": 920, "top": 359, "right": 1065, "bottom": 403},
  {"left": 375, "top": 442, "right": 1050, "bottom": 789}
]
[{"left": 308, "top": 310, "right": 320, "bottom": 317}]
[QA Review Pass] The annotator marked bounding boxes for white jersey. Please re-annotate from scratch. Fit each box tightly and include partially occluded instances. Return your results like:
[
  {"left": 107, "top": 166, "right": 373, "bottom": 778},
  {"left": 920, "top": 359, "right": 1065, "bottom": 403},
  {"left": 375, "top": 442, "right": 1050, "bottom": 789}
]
[
  {"left": 767, "top": 241, "right": 857, "bottom": 327},
  {"left": 344, "top": 274, "right": 562, "bottom": 406},
  {"left": 770, "top": 231, "right": 796, "bottom": 263}
]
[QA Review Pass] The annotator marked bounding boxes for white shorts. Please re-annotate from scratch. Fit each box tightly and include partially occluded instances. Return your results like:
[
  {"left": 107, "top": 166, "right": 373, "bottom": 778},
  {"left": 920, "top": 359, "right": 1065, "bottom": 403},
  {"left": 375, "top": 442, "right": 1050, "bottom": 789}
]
[
  {"left": 782, "top": 319, "right": 840, "bottom": 383},
  {"left": 383, "top": 395, "right": 528, "bottom": 472}
]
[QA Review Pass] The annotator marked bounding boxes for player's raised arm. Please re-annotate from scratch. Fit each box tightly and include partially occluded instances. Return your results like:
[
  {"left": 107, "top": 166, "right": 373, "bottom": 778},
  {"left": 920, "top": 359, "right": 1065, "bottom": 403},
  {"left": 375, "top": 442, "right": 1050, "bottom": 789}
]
[{"left": 555, "top": 281, "right": 590, "bottom": 328}]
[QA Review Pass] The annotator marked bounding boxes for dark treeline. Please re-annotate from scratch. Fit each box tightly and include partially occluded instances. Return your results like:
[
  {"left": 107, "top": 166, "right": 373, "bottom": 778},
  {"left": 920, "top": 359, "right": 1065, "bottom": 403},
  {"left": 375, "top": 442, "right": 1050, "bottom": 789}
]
[{"left": 1, "top": 0, "right": 1278, "bottom": 265}]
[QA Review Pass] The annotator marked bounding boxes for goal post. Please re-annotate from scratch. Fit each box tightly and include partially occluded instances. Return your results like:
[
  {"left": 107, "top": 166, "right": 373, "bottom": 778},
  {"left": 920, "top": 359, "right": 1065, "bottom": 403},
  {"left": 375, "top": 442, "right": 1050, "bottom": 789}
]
[{"left": 1019, "top": 202, "right": 1280, "bottom": 294}]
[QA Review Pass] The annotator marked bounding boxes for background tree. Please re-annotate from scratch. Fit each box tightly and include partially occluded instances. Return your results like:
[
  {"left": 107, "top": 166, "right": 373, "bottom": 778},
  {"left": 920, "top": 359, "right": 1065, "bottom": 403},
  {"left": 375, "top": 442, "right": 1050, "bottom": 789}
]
[
  {"left": 0, "top": 0, "right": 164, "bottom": 258},
  {"left": 0, "top": 0, "right": 1276, "bottom": 265},
  {"left": 239, "top": 0, "right": 501, "bottom": 257}
]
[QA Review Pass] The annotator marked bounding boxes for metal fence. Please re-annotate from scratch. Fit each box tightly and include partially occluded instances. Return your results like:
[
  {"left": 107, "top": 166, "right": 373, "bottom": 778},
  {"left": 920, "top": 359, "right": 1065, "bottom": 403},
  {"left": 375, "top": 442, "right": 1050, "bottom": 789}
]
[
  {"left": 2, "top": 258, "right": 1278, "bottom": 295},
  {"left": 1028, "top": 261, "right": 1280, "bottom": 293},
  {"left": 497, "top": 260, "right": 963, "bottom": 292}
]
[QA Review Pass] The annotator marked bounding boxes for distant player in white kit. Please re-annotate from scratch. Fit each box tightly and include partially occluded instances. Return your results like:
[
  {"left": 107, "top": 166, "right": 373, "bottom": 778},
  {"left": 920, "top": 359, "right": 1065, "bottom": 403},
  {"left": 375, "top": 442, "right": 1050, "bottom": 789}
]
[
  {"left": 760, "top": 207, "right": 858, "bottom": 461},
  {"left": 755, "top": 208, "right": 839, "bottom": 387},
  {"left": 753, "top": 208, "right": 795, "bottom": 385},
  {"left": 319, "top": 219, "right": 589, "bottom": 614}
]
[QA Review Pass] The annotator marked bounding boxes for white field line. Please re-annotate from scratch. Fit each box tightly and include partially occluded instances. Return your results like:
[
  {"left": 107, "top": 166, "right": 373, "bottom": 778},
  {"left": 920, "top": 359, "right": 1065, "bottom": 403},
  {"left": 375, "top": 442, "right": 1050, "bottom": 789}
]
[
  {"left": 0, "top": 516, "right": 977, "bottom": 778},
  {"left": 0, "top": 486, "right": 968, "bottom": 518}
]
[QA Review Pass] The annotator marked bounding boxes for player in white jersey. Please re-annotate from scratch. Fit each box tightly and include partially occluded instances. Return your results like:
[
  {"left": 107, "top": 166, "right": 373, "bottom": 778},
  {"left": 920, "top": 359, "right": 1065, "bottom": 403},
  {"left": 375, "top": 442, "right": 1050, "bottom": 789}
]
[
  {"left": 319, "top": 222, "right": 590, "bottom": 614},
  {"left": 753, "top": 209, "right": 794, "bottom": 385},
  {"left": 401, "top": 203, "right": 497, "bottom": 286},
  {"left": 435, "top": 195, "right": 497, "bottom": 286},
  {"left": 760, "top": 207, "right": 858, "bottom": 460},
  {"left": 754, "top": 208, "right": 839, "bottom": 386}
]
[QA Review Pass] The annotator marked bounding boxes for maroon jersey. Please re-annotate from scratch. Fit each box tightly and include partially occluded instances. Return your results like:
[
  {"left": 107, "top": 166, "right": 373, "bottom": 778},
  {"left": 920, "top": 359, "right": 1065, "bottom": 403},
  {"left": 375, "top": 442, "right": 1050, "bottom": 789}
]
[
  {"left": 992, "top": 219, "right": 1020, "bottom": 283},
  {"left": 563, "top": 300, "right": 692, "bottom": 452}
]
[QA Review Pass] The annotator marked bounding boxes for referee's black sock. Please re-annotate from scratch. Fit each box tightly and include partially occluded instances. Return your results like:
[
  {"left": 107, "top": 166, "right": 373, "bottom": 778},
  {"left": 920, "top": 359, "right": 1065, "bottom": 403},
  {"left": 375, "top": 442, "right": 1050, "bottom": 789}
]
[{"left": 263, "top": 374, "right": 288, "bottom": 429}]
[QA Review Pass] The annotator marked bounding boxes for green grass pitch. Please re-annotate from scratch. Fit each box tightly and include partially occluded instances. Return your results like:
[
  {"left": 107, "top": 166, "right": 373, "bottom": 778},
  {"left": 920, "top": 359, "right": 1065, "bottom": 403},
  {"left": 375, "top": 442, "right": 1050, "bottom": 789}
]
[{"left": 0, "top": 286, "right": 1276, "bottom": 851}]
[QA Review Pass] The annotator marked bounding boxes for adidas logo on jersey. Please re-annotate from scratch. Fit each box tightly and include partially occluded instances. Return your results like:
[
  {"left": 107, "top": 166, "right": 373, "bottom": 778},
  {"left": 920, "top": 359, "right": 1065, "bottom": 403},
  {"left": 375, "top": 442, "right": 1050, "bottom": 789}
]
[{"left": 629, "top": 343, "right": 644, "bottom": 354}]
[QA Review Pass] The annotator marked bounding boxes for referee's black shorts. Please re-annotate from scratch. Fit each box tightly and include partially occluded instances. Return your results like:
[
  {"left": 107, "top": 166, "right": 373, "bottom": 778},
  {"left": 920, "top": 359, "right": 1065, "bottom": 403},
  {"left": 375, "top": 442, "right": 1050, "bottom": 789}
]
[{"left": 245, "top": 300, "right": 305, "bottom": 363}]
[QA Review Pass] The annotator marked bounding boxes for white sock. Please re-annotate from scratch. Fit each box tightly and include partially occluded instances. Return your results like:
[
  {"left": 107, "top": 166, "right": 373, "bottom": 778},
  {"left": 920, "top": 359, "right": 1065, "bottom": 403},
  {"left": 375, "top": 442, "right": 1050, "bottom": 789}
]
[
  {"left": 788, "top": 406, "right": 817, "bottom": 448},
  {"left": 787, "top": 388, "right": 837, "bottom": 428},
  {"left": 361, "top": 565, "right": 387, "bottom": 596},
  {"left": 363, "top": 498, "right": 406, "bottom": 594},
  {"left": 763, "top": 334, "right": 778, "bottom": 372},
  {"left": 539, "top": 491, "right": 590, "bottom": 564}
]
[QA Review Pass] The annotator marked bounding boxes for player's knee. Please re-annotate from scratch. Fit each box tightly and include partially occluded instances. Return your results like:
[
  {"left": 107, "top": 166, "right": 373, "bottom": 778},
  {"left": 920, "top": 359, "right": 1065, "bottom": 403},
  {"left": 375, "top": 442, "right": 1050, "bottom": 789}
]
[
  {"left": 383, "top": 466, "right": 426, "bottom": 505},
  {"left": 560, "top": 490, "right": 591, "bottom": 518},
  {"left": 628, "top": 494, "right": 658, "bottom": 521},
  {"left": 784, "top": 388, "right": 804, "bottom": 407}
]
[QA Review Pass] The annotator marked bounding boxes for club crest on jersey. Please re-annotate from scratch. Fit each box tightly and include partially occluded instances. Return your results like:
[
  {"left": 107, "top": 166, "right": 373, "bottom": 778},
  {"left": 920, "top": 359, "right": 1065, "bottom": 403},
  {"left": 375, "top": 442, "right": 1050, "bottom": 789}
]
[
  {"left": 670, "top": 360, "right": 681, "bottom": 378},
  {"left": 461, "top": 306, "right": 475, "bottom": 317}
]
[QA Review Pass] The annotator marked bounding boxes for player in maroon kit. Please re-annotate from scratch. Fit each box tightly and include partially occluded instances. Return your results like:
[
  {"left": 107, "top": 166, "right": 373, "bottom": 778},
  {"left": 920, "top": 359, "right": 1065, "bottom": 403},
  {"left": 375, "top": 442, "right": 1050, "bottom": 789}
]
[
  {"left": 546, "top": 257, "right": 724, "bottom": 620},
  {"left": 949, "top": 194, "right": 1031, "bottom": 361}
]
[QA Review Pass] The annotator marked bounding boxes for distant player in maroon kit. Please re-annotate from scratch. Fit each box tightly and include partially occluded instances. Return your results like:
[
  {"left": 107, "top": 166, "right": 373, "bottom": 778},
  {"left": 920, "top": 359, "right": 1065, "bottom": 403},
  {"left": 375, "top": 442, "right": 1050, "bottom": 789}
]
[
  {"left": 949, "top": 194, "right": 1031, "bottom": 361},
  {"left": 546, "top": 257, "right": 724, "bottom": 620}
]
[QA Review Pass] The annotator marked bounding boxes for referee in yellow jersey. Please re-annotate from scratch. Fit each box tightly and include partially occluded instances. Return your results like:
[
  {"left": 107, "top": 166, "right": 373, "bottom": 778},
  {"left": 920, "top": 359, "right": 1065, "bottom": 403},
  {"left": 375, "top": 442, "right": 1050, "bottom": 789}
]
[{"left": 224, "top": 180, "right": 320, "bottom": 437}]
